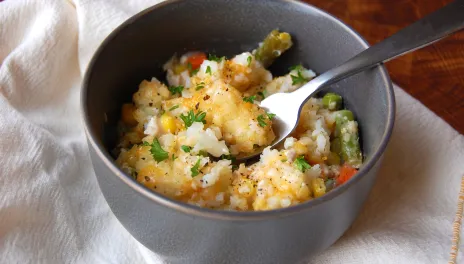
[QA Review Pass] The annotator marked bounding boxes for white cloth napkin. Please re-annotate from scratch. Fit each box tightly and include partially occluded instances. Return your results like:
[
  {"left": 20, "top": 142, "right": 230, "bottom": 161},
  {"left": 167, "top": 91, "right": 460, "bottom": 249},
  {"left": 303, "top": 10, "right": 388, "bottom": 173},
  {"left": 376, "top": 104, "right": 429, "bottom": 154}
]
[{"left": 1, "top": 1, "right": 463, "bottom": 263}]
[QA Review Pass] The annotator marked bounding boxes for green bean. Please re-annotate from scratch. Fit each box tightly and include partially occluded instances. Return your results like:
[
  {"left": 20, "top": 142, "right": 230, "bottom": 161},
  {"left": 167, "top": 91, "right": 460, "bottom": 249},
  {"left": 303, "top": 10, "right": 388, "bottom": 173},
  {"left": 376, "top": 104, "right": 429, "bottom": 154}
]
[
  {"left": 334, "top": 110, "right": 354, "bottom": 138},
  {"left": 326, "top": 151, "right": 341, "bottom": 166},
  {"left": 338, "top": 121, "right": 362, "bottom": 168},
  {"left": 254, "top": 30, "right": 293, "bottom": 68},
  {"left": 322, "top": 93, "right": 342, "bottom": 110},
  {"left": 331, "top": 109, "right": 362, "bottom": 167},
  {"left": 330, "top": 138, "right": 341, "bottom": 154}
]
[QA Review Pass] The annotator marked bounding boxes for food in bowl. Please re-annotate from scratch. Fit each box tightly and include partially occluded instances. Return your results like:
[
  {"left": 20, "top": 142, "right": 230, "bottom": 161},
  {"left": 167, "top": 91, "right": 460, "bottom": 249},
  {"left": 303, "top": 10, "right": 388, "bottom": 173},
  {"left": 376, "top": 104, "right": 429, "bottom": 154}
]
[{"left": 115, "top": 30, "right": 362, "bottom": 211}]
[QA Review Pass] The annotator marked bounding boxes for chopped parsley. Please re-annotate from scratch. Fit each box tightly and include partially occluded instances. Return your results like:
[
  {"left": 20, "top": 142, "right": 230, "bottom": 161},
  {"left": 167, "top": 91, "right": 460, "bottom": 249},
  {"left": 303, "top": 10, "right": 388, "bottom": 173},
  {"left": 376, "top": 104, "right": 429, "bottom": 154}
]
[
  {"left": 232, "top": 164, "right": 239, "bottom": 171},
  {"left": 196, "top": 82, "right": 205, "bottom": 91},
  {"left": 191, "top": 158, "right": 201, "bottom": 177},
  {"left": 257, "top": 114, "right": 268, "bottom": 127},
  {"left": 187, "top": 63, "right": 199, "bottom": 76},
  {"left": 266, "top": 112, "right": 276, "bottom": 120},
  {"left": 281, "top": 159, "right": 287, "bottom": 162},
  {"left": 290, "top": 65, "right": 309, "bottom": 85},
  {"left": 172, "top": 154, "right": 177, "bottom": 160},
  {"left": 294, "top": 156, "right": 311, "bottom": 172},
  {"left": 168, "top": 85, "right": 184, "bottom": 95},
  {"left": 180, "top": 110, "right": 207, "bottom": 128},
  {"left": 169, "top": 105, "right": 179, "bottom": 111},
  {"left": 291, "top": 71, "right": 309, "bottom": 85},
  {"left": 181, "top": 145, "right": 192, "bottom": 153},
  {"left": 208, "top": 54, "right": 225, "bottom": 62},
  {"left": 247, "top": 56, "right": 252, "bottom": 66},
  {"left": 243, "top": 95, "right": 256, "bottom": 103},
  {"left": 220, "top": 154, "right": 236, "bottom": 162},
  {"left": 205, "top": 66, "right": 212, "bottom": 75},
  {"left": 257, "top": 91, "right": 266, "bottom": 99},
  {"left": 289, "top": 64, "right": 304, "bottom": 71},
  {"left": 143, "top": 139, "right": 169, "bottom": 162},
  {"left": 198, "top": 150, "right": 209, "bottom": 157}
]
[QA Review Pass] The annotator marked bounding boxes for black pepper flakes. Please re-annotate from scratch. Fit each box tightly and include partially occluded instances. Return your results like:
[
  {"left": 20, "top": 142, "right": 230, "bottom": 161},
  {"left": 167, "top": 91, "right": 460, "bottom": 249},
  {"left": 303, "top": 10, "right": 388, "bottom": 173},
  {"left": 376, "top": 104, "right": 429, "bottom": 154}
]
[
  {"left": 144, "top": 176, "right": 150, "bottom": 181},
  {"left": 203, "top": 95, "right": 210, "bottom": 100},
  {"left": 195, "top": 102, "right": 200, "bottom": 109},
  {"left": 149, "top": 102, "right": 153, "bottom": 106}
]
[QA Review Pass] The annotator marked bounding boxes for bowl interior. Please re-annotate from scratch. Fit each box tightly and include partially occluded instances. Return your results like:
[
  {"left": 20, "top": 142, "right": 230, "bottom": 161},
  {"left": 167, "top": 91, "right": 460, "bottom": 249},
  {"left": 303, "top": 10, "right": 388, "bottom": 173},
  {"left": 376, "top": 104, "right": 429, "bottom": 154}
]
[{"left": 84, "top": 0, "right": 393, "bottom": 197}]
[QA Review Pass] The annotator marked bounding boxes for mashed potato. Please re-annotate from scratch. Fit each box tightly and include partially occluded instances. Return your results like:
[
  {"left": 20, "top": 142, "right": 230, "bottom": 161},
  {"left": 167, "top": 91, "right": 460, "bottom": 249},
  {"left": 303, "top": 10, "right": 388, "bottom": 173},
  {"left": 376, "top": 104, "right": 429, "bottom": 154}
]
[{"left": 115, "top": 35, "right": 362, "bottom": 211}]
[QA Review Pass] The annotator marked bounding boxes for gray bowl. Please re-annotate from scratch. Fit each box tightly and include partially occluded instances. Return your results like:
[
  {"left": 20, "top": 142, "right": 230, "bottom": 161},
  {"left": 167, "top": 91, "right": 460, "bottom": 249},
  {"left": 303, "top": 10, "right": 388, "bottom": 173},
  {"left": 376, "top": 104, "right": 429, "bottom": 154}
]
[{"left": 81, "top": 0, "right": 395, "bottom": 263}]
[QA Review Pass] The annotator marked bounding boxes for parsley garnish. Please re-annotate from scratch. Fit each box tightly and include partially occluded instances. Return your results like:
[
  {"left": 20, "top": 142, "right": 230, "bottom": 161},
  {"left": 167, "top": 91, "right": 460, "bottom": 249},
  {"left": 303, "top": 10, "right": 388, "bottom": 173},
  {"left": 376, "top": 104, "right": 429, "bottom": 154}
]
[
  {"left": 187, "top": 63, "right": 200, "bottom": 76},
  {"left": 243, "top": 95, "right": 256, "bottom": 103},
  {"left": 232, "top": 164, "right": 239, "bottom": 171},
  {"left": 247, "top": 56, "right": 252, "bottom": 66},
  {"left": 208, "top": 54, "right": 225, "bottom": 62},
  {"left": 220, "top": 154, "right": 236, "bottom": 162},
  {"left": 168, "top": 85, "right": 184, "bottom": 95},
  {"left": 181, "top": 145, "right": 192, "bottom": 153},
  {"left": 294, "top": 156, "right": 311, "bottom": 172},
  {"left": 257, "top": 91, "right": 266, "bottom": 99},
  {"left": 172, "top": 154, "right": 177, "bottom": 160},
  {"left": 289, "top": 64, "right": 304, "bottom": 71},
  {"left": 180, "top": 110, "right": 207, "bottom": 128},
  {"left": 291, "top": 71, "right": 309, "bottom": 85},
  {"left": 169, "top": 105, "right": 179, "bottom": 111},
  {"left": 196, "top": 82, "right": 205, "bottom": 91},
  {"left": 143, "top": 139, "right": 169, "bottom": 162},
  {"left": 257, "top": 114, "right": 267, "bottom": 127},
  {"left": 191, "top": 158, "right": 201, "bottom": 177},
  {"left": 266, "top": 112, "right": 276, "bottom": 120},
  {"left": 205, "top": 66, "right": 212, "bottom": 75},
  {"left": 198, "top": 150, "right": 209, "bottom": 157},
  {"left": 281, "top": 159, "right": 287, "bottom": 162},
  {"left": 290, "top": 64, "right": 309, "bottom": 85}
]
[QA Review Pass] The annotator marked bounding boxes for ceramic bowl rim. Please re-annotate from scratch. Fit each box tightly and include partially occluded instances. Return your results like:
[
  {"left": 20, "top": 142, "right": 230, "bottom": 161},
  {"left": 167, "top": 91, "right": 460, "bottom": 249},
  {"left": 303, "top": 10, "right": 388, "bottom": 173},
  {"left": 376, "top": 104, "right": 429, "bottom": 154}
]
[{"left": 81, "top": 0, "right": 395, "bottom": 221}]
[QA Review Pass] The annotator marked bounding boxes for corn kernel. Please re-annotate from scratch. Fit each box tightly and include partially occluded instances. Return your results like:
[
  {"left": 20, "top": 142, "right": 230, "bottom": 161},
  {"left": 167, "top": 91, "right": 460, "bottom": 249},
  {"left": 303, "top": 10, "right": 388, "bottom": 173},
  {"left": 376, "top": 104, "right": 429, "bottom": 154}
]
[
  {"left": 160, "top": 114, "right": 177, "bottom": 133},
  {"left": 174, "top": 64, "right": 187, "bottom": 75},
  {"left": 296, "top": 183, "right": 310, "bottom": 200},
  {"left": 311, "top": 178, "right": 326, "bottom": 198},
  {"left": 121, "top": 103, "right": 138, "bottom": 126},
  {"left": 293, "top": 142, "right": 307, "bottom": 155}
]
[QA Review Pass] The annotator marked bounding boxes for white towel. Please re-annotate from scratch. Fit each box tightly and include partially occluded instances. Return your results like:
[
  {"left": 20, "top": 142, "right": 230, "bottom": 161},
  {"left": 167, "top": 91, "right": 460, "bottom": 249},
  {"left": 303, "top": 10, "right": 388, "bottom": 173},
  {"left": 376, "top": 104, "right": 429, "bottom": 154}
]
[{"left": 0, "top": 1, "right": 462, "bottom": 263}]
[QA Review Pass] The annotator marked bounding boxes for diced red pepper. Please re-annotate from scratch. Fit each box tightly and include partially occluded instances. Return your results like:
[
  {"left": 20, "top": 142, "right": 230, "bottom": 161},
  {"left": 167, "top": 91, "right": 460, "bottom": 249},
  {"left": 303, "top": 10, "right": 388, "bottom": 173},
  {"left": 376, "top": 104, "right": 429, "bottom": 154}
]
[
  {"left": 186, "top": 52, "right": 207, "bottom": 70},
  {"left": 336, "top": 164, "right": 358, "bottom": 185}
]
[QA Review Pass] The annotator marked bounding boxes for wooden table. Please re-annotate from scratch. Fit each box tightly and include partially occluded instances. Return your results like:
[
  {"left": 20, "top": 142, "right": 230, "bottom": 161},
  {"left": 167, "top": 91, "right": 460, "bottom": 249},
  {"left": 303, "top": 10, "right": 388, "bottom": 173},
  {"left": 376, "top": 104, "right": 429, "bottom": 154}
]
[{"left": 304, "top": 0, "right": 464, "bottom": 134}]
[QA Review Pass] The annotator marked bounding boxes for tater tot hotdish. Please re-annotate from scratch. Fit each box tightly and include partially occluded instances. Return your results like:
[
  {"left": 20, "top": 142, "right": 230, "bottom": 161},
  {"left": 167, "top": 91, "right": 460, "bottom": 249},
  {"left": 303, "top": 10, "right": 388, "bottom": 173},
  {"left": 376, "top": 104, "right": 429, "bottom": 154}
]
[{"left": 115, "top": 30, "right": 363, "bottom": 211}]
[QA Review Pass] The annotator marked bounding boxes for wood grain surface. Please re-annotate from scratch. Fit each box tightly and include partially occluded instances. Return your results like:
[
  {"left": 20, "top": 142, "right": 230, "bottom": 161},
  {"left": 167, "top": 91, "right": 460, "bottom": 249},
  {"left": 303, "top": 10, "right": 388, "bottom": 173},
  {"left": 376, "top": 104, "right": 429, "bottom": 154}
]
[{"left": 304, "top": 0, "right": 464, "bottom": 134}]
